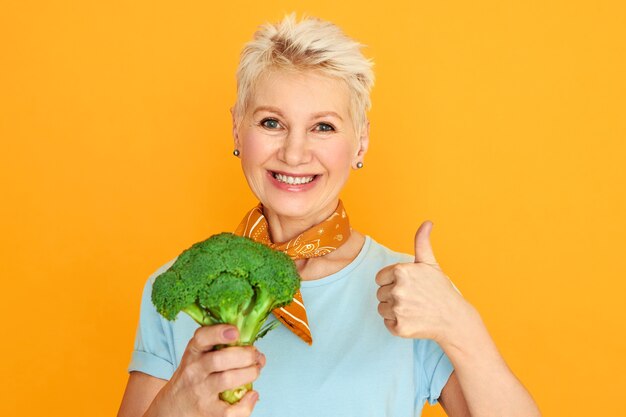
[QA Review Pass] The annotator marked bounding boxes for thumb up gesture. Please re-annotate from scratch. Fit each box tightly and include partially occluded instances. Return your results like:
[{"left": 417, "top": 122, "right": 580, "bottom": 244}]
[{"left": 375, "top": 221, "right": 468, "bottom": 343}]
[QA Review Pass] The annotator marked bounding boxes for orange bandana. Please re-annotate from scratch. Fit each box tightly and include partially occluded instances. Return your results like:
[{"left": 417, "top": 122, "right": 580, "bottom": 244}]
[{"left": 234, "top": 200, "right": 351, "bottom": 345}]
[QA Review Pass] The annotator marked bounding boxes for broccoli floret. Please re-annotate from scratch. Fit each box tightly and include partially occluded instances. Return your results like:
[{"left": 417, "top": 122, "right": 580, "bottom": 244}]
[{"left": 151, "top": 232, "right": 300, "bottom": 403}]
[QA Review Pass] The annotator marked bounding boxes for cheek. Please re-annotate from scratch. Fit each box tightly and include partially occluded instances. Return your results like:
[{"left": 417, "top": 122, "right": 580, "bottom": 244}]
[
  {"left": 322, "top": 141, "right": 356, "bottom": 173},
  {"left": 240, "top": 133, "right": 271, "bottom": 172}
]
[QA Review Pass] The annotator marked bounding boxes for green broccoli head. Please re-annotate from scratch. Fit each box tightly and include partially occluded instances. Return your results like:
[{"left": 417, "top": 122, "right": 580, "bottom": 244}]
[
  {"left": 151, "top": 232, "right": 300, "bottom": 344},
  {"left": 198, "top": 273, "right": 253, "bottom": 327}
]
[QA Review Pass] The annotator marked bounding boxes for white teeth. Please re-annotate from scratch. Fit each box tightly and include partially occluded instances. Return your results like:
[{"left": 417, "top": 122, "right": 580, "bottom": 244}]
[{"left": 274, "top": 173, "right": 315, "bottom": 185}]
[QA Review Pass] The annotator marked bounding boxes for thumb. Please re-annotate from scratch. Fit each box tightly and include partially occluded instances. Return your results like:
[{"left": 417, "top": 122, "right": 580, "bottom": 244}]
[
  {"left": 188, "top": 324, "right": 239, "bottom": 355},
  {"left": 414, "top": 220, "right": 439, "bottom": 268}
]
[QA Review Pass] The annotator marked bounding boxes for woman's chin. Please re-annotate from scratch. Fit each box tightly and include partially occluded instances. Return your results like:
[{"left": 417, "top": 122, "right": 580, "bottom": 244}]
[
  {"left": 262, "top": 191, "right": 342, "bottom": 222},
  {"left": 261, "top": 196, "right": 321, "bottom": 220}
]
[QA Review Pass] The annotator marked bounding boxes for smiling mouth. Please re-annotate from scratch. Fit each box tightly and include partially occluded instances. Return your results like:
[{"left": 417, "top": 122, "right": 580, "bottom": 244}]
[{"left": 271, "top": 171, "right": 318, "bottom": 185}]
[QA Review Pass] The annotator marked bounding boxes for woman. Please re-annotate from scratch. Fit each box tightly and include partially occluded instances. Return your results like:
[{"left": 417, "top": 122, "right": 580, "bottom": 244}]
[{"left": 118, "top": 13, "right": 541, "bottom": 417}]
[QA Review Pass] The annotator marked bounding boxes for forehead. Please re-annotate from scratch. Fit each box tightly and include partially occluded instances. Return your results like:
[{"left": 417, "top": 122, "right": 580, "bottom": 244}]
[{"left": 250, "top": 69, "right": 351, "bottom": 117}]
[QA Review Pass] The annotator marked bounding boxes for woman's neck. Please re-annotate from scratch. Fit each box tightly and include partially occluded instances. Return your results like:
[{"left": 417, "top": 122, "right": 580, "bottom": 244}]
[{"left": 296, "top": 230, "right": 365, "bottom": 281}]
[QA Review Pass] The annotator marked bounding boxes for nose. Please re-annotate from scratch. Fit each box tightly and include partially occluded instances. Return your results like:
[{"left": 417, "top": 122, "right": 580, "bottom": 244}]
[{"left": 278, "top": 130, "right": 312, "bottom": 166}]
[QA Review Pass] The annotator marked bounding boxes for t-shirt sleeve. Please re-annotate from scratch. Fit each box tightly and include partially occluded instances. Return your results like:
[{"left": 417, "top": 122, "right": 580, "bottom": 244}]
[
  {"left": 127, "top": 261, "right": 177, "bottom": 380},
  {"left": 414, "top": 338, "right": 455, "bottom": 406}
]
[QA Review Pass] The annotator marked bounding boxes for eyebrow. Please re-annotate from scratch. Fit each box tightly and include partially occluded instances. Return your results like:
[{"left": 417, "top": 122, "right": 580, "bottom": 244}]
[{"left": 252, "top": 105, "right": 343, "bottom": 121}]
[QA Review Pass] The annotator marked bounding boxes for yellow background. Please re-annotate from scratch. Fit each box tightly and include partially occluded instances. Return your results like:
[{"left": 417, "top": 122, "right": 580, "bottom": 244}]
[{"left": 1, "top": 1, "right": 624, "bottom": 416}]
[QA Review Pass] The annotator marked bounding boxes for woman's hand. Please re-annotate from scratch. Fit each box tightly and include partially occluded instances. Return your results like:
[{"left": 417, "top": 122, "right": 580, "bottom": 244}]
[
  {"left": 375, "top": 221, "right": 472, "bottom": 345},
  {"left": 376, "top": 221, "right": 542, "bottom": 417},
  {"left": 145, "top": 324, "right": 265, "bottom": 417}
]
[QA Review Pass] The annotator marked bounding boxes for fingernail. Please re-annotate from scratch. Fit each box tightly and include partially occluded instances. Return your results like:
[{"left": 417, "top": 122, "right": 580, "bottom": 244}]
[{"left": 223, "top": 328, "right": 238, "bottom": 341}]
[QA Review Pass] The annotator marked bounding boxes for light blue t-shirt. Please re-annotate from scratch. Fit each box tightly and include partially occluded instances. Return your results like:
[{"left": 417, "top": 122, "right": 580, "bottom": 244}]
[{"left": 129, "top": 236, "right": 454, "bottom": 416}]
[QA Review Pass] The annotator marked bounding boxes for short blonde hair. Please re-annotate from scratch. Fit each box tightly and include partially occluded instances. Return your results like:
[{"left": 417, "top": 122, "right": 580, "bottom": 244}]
[{"left": 233, "top": 13, "right": 375, "bottom": 136}]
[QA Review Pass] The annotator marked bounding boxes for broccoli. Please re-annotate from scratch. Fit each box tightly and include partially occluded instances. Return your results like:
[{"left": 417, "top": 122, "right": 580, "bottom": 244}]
[{"left": 151, "top": 232, "right": 300, "bottom": 404}]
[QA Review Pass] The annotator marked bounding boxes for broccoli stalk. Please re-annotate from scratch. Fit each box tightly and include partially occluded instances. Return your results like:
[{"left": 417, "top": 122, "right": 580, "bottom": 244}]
[{"left": 151, "top": 232, "right": 300, "bottom": 404}]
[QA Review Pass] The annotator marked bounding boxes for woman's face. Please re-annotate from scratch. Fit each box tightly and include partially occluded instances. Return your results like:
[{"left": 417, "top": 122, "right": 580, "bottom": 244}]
[{"left": 233, "top": 69, "right": 368, "bottom": 223}]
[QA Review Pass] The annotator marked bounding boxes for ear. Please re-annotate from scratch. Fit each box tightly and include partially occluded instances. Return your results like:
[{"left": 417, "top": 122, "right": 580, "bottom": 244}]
[
  {"left": 353, "top": 119, "right": 370, "bottom": 168},
  {"left": 230, "top": 106, "right": 241, "bottom": 150}
]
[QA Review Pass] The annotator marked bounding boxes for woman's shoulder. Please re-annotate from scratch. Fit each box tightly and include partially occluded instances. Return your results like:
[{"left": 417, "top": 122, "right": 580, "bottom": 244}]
[{"left": 362, "top": 235, "right": 414, "bottom": 265}]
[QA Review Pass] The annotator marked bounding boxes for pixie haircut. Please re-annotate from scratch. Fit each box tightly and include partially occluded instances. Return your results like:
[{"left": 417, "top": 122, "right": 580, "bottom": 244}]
[{"left": 233, "top": 13, "right": 375, "bottom": 136}]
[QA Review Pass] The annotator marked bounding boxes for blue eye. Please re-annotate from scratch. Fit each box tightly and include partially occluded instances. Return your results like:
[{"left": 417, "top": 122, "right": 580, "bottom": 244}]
[
  {"left": 316, "top": 123, "right": 335, "bottom": 132},
  {"left": 261, "top": 118, "right": 280, "bottom": 129}
]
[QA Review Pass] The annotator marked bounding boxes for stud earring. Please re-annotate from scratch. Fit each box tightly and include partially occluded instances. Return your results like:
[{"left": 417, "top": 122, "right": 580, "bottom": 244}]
[
  {"left": 233, "top": 149, "right": 240, "bottom": 157},
  {"left": 356, "top": 161, "right": 364, "bottom": 169}
]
